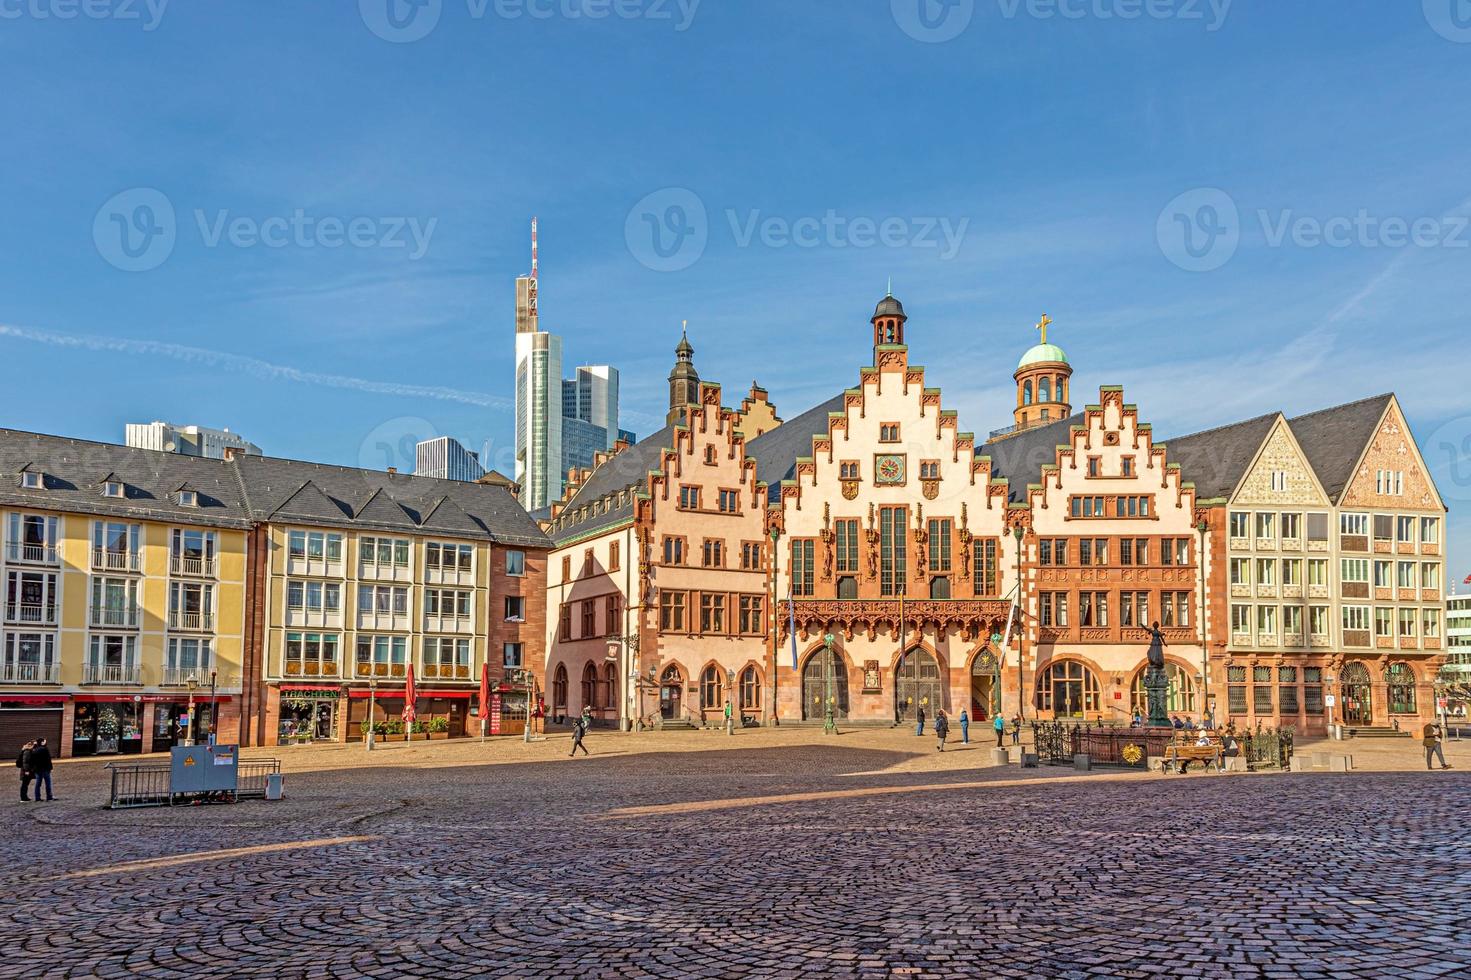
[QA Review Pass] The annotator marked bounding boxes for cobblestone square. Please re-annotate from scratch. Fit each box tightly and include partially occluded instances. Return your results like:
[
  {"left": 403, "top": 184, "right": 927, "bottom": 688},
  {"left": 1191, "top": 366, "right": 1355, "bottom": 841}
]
[{"left": 5, "top": 729, "right": 1469, "bottom": 978}]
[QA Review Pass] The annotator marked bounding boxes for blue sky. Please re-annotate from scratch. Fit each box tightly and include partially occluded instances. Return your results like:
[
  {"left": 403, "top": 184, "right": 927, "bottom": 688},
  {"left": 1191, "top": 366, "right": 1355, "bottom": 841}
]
[{"left": 2, "top": 0, "right": 1469, "bottom": 575}]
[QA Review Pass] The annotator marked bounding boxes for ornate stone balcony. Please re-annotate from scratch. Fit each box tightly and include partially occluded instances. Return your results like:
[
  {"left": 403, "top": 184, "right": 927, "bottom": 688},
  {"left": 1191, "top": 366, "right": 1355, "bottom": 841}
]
[{"left": 781, "top": 598, "right": 1013, "bottom": 643}]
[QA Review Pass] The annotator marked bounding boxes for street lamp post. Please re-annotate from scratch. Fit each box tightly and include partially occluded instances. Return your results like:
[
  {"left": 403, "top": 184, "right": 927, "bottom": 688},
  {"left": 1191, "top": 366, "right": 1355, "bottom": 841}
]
[
  {"left": 523, "top": 669, "right": 535, "bottom": 744},
  {"left": 208, "top": 668, "right": 218, "bottom": 746},
  {"left": 366, "top": 677, "right": 378, "bottom": 751},
  {"left": 1325, "top": 672, "right": 1337, "bottom": 739},
  {"left": 822, "top": 633, "right": 838, "bottom": 735},
  {"left": 185, "top": 675, "right": 198, "bottom": 747}
]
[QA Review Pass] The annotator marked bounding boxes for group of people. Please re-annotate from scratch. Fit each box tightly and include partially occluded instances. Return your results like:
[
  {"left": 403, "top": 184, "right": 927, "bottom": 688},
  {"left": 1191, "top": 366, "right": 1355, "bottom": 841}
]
[
  {"left": 15, "top": 739, "right": 55, "bottom": 802},
  {"left": 918, "top": 708, "right": 1022, "bottom": 752},
  {"left": 1128, "top": 712, "right": 1215, "bottom": 731}
]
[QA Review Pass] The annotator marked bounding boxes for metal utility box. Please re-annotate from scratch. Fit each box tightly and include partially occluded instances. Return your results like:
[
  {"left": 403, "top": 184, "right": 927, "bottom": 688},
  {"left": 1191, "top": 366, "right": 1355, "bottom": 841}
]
[{"left": 170, "top": 744, "right": 239, "bottom": 796}]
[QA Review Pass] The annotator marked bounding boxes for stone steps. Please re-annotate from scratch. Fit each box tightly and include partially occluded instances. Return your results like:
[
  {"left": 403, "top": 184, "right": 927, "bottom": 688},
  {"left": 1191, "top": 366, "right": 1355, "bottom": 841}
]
[{"left": 1342, "top": 726, "right": 1412, "bottom": 739}]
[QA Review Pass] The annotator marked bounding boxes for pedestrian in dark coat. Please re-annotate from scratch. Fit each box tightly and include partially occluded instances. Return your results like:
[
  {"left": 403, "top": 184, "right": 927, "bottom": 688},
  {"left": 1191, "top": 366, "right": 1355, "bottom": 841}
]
[
  {"left": 958, "top": 709, "right": 970, "bottom": 745},
  {"left": 568, "top": 718, "right": 589, "bottom": 757},
  {"left": 934, "top": 710, "right": 949, "bottom": 751},
  {"left": 15, "top": 740, "right": 33, "bottom": 802},
  {"left": 915, "top": 706, "right": 926, "bottom": 736},
  {"left": 28, "top": 739, "right": 53, "bottom": 801}
]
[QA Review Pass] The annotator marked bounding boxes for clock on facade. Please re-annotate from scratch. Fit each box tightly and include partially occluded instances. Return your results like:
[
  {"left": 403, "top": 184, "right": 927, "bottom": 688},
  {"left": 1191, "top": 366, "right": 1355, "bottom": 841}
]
[{"left": 874, "top": 454, "right": 907, "bottom": 485}]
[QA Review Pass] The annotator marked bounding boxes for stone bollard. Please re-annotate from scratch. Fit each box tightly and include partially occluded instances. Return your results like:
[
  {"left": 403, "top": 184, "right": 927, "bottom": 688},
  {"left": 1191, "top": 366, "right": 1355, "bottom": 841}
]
[
  {"left": 1073, "top": 753, "right": 1091, "bottom": 772},
  {"left": 1311, "top": 751, "right": 1330, "bottom": 768},
  {"left": 1330, "top": 754, "right": 1354, "bottom": 772},
  {"left": 1148, "top": 757, "right": 1165, "bottom": 773},
  {"left": 1225, "top": 756, "right": 1248, "bottom": 773},
  {"left": 1022, "top": 752, "right": 1039, "bottom": 768},
  {"left": 1289, "top": 756, "right": 1309, "bottom": 772},
  {"left": 990, "top": 748, "right": 1010, "bottom": 767}
]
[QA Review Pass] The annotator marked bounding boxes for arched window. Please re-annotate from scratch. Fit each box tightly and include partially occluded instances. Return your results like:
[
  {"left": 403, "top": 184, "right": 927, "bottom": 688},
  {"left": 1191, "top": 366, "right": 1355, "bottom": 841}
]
[
  {"left": 1035, "top": 660, "right": 1100, "bottom": 717},
  {"left": 1023, "top": 380, "right": 1034, "bottom": 406},
  {"left": 740, "top": 666, "right": 761, "bottom": 710},
  {"left": 1386, "top": 662, "right": 1417, "bottom": 714},
  {"left": 581, "top": 662, "right": 599, "bottom": 711},
  {"left": 552, "top": 663, "right": 568, "bottom": 713},
  {"left": 700, "top": 665, "right": 723, "bottom": 709},
  {"left": 602, "top": 661, "right": 618, "bottom": 715},
  {"left": 1057, "top": 376, "right": 1067, "bottom": 403},
  {"left": 1130, "top": 663, "right": 1198, "bottom": 714},
  {"left": 1039, "top": 377, "right": 1052, "bottom": 403}
]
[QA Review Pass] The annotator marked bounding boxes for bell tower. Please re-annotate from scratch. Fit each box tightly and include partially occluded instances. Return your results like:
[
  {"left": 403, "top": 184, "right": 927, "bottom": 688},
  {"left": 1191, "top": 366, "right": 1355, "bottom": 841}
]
[
  {"left": 1013, "top": 313, "right": 1073, "bottom": 431},
  {"left": 871, "top": 284, "right": 907, "bottom": 358},
  {"left": 667, "top": 321, "right": 700, "bottom": 426}
]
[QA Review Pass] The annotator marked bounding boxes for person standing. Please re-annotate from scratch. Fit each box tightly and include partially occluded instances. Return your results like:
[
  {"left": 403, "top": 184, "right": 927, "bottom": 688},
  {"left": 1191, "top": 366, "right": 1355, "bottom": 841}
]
[
  {"left": 15, "top": 740, "right": 33, "bottom": 802},
  {"left": 1424, "top": 722, "right": 1452, "bottom": 771},
  {"left": 934, "top": 710, "right": 949, "bottom": 751},
  {"left": 580, "top": 705, "right": 593, "bottom": 735},
  {"left": 569, "top": 717, "right": 590, "bottom": 757},
  {"left": 724, "top": 699, "right": 734, "bottom": 735},
  {"left": 28, "top": 738, "right": 53, "bottom": 801},
  {"left": 958, "top": 708, "right": 970, "bottom": 745},
  {"left": 1010, "top": 714, "right": 1022, "bottom": 746},
  {"left": 993, "top": 713, "right": 1005, "bottom": 747},
  {"left": 916, "top": 705, "right": 926, "bottom": 737}
]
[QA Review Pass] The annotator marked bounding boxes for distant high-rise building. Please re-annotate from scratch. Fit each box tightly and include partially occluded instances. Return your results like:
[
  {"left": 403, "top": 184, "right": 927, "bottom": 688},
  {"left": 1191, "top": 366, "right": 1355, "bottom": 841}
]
[
  {"left": 125, "top": 421, "right": 261, "bottom": 459},
  {"left": 560, "top": 365, "right": 622, "bottom": 474},
  {"left": 415, "top": 437, "right": 486, "bottom": 483},
  {"left": 514, "top": 218, "right": 565, "bottom": 512}
]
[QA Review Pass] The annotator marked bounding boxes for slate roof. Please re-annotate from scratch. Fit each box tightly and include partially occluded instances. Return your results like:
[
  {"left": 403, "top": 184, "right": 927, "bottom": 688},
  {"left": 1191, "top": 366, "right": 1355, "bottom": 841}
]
[
  {"left": 546, "top": 426, "right": 677, "bottom": 545},
  {"left": 747, "top": 394, "right": 847, "bottom": 503},
  {"left": 1287, "top": 393, "right": 1393, "bottom": 502},
  {"left": 0, "top": 429, "right": 255, "bottom": 528},
  {"left": 231, "top": 454, "right": 549, "bottom": 547},
  {"left": 978, "top": 414, "right": 1086, "bottom": 504},
  {"left": 1158, "top": 413, "right": 1280, "bottom": 501}
]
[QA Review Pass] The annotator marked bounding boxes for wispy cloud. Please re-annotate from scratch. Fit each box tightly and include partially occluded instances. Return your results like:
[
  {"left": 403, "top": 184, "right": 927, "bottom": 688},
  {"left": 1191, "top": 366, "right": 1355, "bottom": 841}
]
[{"left": 0, "top": 323, "right": 513, "bottom": 410}]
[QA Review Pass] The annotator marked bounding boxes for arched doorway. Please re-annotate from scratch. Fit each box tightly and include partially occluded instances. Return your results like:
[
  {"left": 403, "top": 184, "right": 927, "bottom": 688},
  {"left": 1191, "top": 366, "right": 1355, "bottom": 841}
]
[
  {"left": 1386, "top": 662, "right": 1417, "bottom": 715},
  {"left": 895, "top": 648, "right": 942, "bottom": 723},
  {"left": 552, "top": 663, "right": 568, "bottom": 716},
  {"left": 970, "top": 649, "right": 999, "bottom": 720},
  {"left": 801, "top": 646, "right": 850, "bottom": 721},
  {"left": 659, "top": 664, "right": 684, "bottom": 721},
  {"left": 1341, "top": 661, "right": 1372, "bottom": 725},
  {"left": 1036, "top": 660, "right": 1099, "bottom": 718},
  {"left": 581, "top": 663, "right": 599, "bottom": 714}
]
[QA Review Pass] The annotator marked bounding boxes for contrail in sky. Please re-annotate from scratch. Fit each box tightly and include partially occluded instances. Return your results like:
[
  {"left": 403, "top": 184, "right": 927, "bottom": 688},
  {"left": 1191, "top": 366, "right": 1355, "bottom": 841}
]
[{"left": 0, "top": 323, "right": 513, "bottom": 410}]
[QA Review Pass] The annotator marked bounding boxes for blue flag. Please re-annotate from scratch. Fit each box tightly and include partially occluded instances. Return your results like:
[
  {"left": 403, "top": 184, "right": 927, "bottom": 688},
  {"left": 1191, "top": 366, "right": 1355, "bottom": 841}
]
[{"left": 788, "top": 592, "right": 798, "bottom": 669}]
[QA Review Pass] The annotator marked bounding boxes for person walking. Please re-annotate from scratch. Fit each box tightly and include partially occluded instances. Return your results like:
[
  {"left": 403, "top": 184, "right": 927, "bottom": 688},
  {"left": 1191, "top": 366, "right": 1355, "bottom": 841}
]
[
  {"left": 580, "top": 705, "right": 593, "bottom": 734},
  {"left": 916, "top": 705, "right": 926, "bottom": 736},
  {"left": 993, "top": 713, "right": 1005, "bottom": 748},
  {"left": 1010, "top": 714, "right": 1022, "bottom": 746},
  {"left": 569, "top": 717, "right": 590, "bottom": 757},
  {"left": 1424, "top": 722, "right": 1452, "bottom": 771},
  {"left": 958, "top": 708, "right": 970, "bottom": 745},
  {"left": 28, "top": 738, "right": 53, "bottom": 801},
  {"left": 15, "top": 740, "right": 33, "bottom": 802},
  {"left": 724, "top": 699, "right": 734, "bottom": 735},
  {"left": 934, "top": 710, "right": 950, "bottom": 751}
]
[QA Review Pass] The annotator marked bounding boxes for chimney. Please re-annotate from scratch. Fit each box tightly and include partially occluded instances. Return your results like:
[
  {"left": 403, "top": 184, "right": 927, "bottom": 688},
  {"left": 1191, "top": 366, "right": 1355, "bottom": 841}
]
[
  {"left": 387, "top": 467, "right": 397, "bottom": 475},
  {"left": 222, "top": 446, "right": 242, "bottom": 462}
]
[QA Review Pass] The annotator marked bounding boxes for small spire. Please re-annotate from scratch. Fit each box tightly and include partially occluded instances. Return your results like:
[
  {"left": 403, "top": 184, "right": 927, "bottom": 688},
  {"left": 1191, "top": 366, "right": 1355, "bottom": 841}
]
[
  {"left": 682, "top": 319, "right": 688, "bottom": 340},
  {"left": 886, "top": 276, "right": 893, "bottom": 298}
]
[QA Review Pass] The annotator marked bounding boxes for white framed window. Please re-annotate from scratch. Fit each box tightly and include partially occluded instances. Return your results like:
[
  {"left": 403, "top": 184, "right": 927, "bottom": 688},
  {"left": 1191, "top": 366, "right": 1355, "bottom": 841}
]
[
  {"left": 1308, "top": 559, "right": 1328, "bottom": 587},
  {"left": 103, "top": 480, "right": 124, "bottom": 498},
  {"left": 1230, "top": 558, "right": 1250, "bottom": 586},
  {"left": 503, "top": 642, "right": 524, "bottom": 668},
  {"left": 1255, "top": 559, "right": 1276, "bottom": 586},
  {"left": 1231, "top": 604, "right": 1251, "bottom": 634},
  {"left": 1422, "top": 563, "right": 1441, "bottom": 591},
  {"left": 1229, "top": 512, "right": 1249, "bottom": 538},
  {"left": 1375, "top": 470, "right": 1405, "bottom": 495},
  {"left": 506, "top": 550, "right": 526, "bottom": 576},
  {"left": 360, "top": 536, "right": 411, "bottom": 570},
  {"left": 20, "top": 471, "right": 42, "bottom": 490},
  {"left": 1257, "top": 605, "right": 1278, "bottom": 634},
  {"left": 1341, "top": 606, "right": 1370, "bottom": 632},
  {"left": 1340, "top": 558, "right": 1370, "bottom": 584},
  {"left": 1421, "top": 517, "right": 1440, "bottom": 544},
  {"left": 1341, "top": 513, "right": 1369, "bottom": 536},
  {"left": 1255, "top": 512, "right": 1276, "bottom": 540}
]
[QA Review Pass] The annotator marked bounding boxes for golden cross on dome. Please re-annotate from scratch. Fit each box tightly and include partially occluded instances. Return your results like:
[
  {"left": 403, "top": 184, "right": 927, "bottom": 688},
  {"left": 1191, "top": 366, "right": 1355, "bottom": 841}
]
[{"left": 1036, "top": 313, "right": 1052, "bottom": 345}]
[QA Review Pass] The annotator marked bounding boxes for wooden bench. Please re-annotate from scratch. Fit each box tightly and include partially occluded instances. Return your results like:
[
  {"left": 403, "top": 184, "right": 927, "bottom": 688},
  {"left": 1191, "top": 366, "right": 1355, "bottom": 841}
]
[{"left": 1163, "top": 736, "right": 1223, "bottom": 774}]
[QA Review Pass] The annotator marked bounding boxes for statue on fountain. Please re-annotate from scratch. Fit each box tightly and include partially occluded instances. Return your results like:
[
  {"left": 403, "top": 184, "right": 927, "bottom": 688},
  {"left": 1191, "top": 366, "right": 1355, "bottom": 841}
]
[{"left": 1143, "top": 621, "right": 1171, "bottom": 727}]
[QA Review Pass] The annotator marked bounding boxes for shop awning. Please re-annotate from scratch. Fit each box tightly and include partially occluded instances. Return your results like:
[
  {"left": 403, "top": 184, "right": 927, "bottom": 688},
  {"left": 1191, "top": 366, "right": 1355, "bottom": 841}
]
[
  {"left": 72, "top": 694, "right": 234, "bottom": 703},
  {"left": 0, "top": 695, "right": 69, "bottom": 705},
  {"left": 347, "top": 688, "right": 474, "bottom": 699}
]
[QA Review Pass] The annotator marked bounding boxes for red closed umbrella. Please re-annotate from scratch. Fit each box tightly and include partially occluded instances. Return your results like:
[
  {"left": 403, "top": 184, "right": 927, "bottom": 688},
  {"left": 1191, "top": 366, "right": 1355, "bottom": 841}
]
[
  {"left": 402, "top": 663, "right": 417, "bottom": 741},
  {"left": 478, "top": 662, "right": 491, "bottom": 740}
]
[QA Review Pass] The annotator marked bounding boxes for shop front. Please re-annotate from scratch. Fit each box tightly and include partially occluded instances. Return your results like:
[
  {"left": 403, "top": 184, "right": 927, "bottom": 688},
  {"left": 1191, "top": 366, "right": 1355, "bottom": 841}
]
[
  {"left": 346, "top": 689, "right": 476, "bottom": 740},
  {"left": 0, "top": 696, "right": 66, "bottom": 758},
  {"left": 71, "top": 697, "right": 145, "bottom": 756},
  {"left": 277, "top": 687, "right": 344, "bottom": 744}
]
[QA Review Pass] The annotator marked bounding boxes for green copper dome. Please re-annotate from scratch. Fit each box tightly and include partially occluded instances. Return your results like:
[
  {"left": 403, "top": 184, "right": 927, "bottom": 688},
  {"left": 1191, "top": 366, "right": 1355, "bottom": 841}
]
[{"left": 1018, "top": 343, "right": 1069, "bottom": 369}]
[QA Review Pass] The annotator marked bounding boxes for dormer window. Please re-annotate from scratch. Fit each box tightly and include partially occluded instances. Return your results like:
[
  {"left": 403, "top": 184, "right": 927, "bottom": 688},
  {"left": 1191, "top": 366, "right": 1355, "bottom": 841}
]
[
  {"left": 103, "top": 481, "right": 124, "bottom": 498},
  {"left": 20, "top": 471, "right": 42, "bottom": 490},
  {"left": 178, "top": 490, "right": 198, "bottom": 507}
]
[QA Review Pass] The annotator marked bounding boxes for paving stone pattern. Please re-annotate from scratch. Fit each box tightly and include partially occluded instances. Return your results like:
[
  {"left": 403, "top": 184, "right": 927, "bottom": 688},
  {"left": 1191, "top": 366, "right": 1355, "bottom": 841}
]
[{"left": 4, "top": 734, "right": 1468, "bottom": 979}]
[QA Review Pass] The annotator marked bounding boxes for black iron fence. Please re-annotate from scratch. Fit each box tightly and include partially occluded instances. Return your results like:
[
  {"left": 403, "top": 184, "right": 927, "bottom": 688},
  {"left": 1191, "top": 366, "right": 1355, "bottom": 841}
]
[
  {"left": 1238, "top": 726, "right": 1294, "bottom": 771},
  {"left": 1030, "top": 721, "right": 1295, "bottom": 772}
]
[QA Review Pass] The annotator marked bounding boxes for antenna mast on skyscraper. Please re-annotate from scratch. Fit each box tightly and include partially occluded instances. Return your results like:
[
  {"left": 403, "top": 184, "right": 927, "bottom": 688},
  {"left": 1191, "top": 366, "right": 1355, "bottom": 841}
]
[{"left": 529, "top": 216, "right": 539, "bottom": 326}]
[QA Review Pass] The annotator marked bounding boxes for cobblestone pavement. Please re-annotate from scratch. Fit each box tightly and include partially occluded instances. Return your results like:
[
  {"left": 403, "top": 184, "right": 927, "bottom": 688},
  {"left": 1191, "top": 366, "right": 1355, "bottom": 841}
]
[{"left": 5, "top": 728, "right": 1469, "bottom": 979}]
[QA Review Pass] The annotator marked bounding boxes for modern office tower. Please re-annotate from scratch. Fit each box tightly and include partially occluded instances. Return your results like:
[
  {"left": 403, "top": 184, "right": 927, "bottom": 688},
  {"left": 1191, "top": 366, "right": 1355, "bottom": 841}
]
[
  {"left": 125, "top": 421, "right": 261, "bottom": 459},
  {"left": 561, "top": 366, "right": 622, "bottom": 474},
  {"left": 415, "top": 437, "right": 487, "bottom": 483}
]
